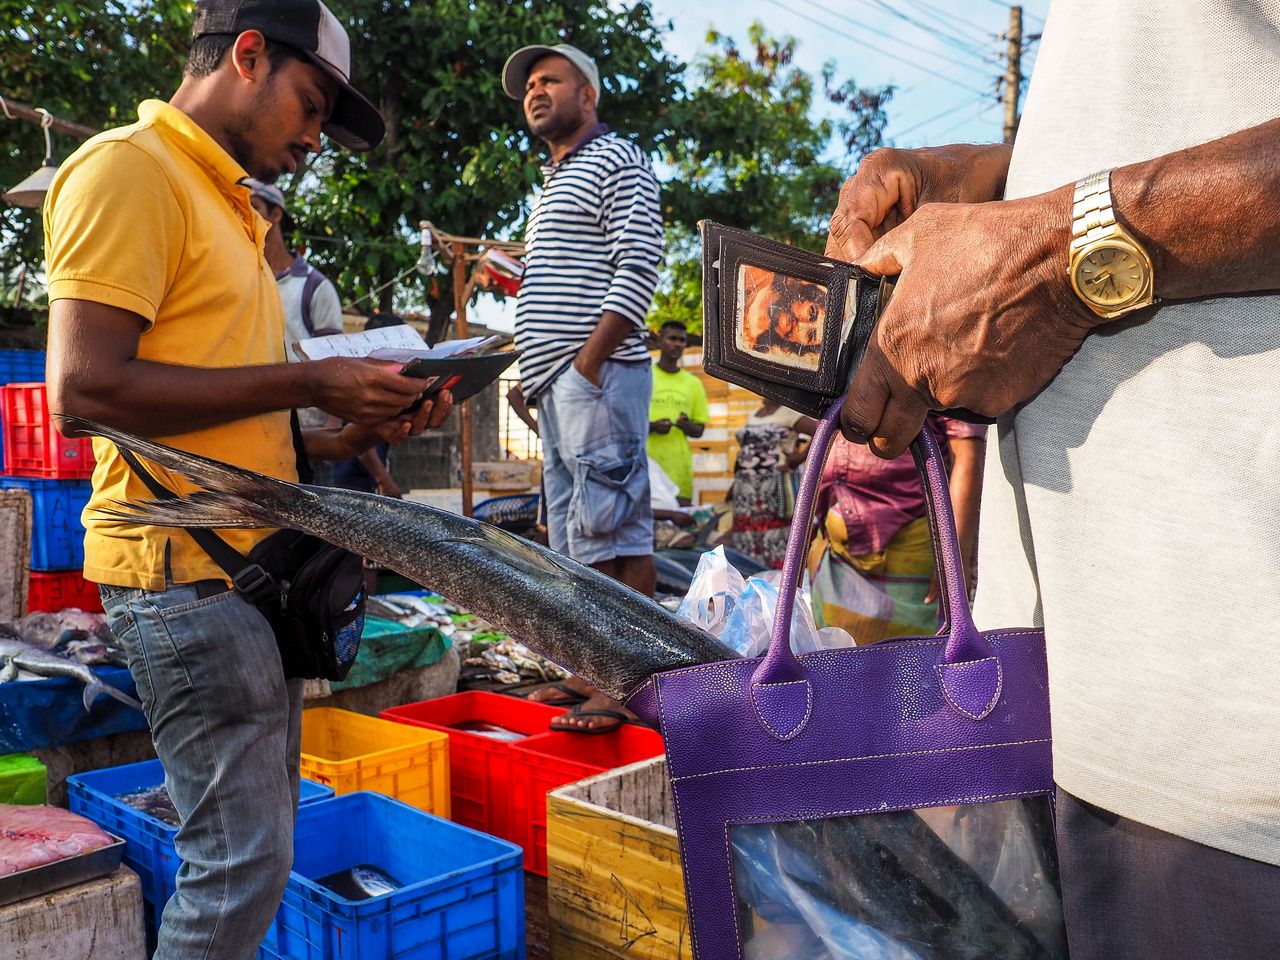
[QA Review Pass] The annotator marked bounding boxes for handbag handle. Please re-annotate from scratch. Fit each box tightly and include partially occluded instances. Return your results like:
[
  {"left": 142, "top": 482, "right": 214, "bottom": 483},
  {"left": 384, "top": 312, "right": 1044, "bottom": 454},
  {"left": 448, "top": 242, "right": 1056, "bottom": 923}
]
[{"left": 749, "top": 401, "right": 1001, "bottom": 739}]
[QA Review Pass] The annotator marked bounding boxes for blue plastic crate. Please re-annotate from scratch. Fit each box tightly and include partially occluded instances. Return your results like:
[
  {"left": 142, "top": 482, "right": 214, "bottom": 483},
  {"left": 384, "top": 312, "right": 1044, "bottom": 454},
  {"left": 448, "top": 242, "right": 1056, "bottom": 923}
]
[
  {"left": 0, "top": 476, "right": 92, "bottom": 570},
  {"left": 0, "top": 348, "right": 46, "bottom": 385},
  {"left": 261, "top": 791, "right": 525, "bottom": 960},
  {"left": 67, "top": 759, "right": 335, "bottom": 927}
]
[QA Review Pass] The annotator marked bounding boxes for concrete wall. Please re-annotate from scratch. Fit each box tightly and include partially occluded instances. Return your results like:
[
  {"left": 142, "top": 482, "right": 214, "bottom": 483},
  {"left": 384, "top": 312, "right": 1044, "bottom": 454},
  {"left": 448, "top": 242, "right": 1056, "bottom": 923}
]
[{"left": 386, "top": 380, "right": 501, "bottom": 490}]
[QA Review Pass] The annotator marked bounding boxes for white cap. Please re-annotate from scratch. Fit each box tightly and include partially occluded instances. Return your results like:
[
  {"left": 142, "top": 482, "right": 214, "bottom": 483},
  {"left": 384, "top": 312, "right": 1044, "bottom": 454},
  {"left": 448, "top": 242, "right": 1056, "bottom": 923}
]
[{"left": 502, "top": 43, "right": 600, "bottom": 107}]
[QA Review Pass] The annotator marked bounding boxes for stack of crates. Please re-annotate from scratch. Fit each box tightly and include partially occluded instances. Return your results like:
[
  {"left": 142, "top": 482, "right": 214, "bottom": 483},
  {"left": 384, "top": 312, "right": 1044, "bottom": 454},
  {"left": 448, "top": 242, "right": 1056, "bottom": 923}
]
[{"left": 0, "top": 349, "right": 100, "bottom": 613}]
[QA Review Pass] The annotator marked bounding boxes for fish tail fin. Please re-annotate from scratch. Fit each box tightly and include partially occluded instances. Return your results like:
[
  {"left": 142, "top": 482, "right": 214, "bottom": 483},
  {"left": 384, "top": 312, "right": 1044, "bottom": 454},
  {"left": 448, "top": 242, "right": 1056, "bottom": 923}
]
[
  {"left": 82, "top": 678, "right": 145, "bottom": 713},
  {"left": 58, "top": 415, "right": 315, "bottom": 530}
]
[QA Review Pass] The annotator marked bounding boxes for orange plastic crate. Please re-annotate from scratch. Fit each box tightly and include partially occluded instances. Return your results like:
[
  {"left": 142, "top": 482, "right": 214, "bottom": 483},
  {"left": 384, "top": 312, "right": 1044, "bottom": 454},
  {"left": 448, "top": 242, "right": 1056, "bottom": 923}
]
[
  {"left": 1, "top": 383, "right": 95, "bottom": 478},
  {"left": 299, "top": 707, "right": 451, "bottom": 815}
]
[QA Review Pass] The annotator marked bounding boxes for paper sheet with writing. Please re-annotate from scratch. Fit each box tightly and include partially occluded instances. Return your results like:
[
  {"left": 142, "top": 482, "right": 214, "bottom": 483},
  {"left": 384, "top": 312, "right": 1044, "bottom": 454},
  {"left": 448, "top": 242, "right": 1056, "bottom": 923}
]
[{"left": 295, "top": 324, "right": 500, "bottom": 363}]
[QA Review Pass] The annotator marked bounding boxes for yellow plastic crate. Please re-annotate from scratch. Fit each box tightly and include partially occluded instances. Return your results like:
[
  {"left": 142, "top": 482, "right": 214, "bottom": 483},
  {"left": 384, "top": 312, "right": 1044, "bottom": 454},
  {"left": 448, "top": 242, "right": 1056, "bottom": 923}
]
[{"left": 299, "top": 707, "right": 450, "bottom": 816}]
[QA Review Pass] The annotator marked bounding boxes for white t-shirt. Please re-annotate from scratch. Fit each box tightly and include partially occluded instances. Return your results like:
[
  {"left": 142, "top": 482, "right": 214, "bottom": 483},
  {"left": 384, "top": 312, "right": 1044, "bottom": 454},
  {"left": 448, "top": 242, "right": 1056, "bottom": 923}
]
[
  {"left": 276, "top": 257, "right": 343, "bottom": 362},
  {"left": 973, "top": 0, "right": 1280, "bottom": 865}
]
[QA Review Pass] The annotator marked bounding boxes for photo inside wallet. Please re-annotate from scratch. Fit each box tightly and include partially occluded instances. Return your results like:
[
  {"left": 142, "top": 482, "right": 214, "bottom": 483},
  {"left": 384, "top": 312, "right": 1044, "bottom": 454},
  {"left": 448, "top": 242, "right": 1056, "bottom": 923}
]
[{"left": 707, "top": 222, "right": 870, "bottom": 402}]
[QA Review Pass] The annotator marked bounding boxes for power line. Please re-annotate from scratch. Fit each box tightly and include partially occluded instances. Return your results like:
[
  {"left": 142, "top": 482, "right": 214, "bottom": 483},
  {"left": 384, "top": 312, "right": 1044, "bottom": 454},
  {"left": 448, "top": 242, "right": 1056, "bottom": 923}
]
[
  {"left": 851, "top": 0, "right": 1001, "bottom": 62},
  {"left": 760, "top": 0, "right": 990, "bottom": 97},
  {"left": 790, "top": 0, "right": 994, "bottom": 77},
  {"left": 981, "top": 0, "right": 1045, "bottom": 28},
  {"left": 903, "top": 0, "right": 999, "bottom": 45},
  {"left": 890, "top": 94, "right": 991, "bottom": 141},
  {"left": 933, "top": 102, "right": 1000, "bottom": 140}
]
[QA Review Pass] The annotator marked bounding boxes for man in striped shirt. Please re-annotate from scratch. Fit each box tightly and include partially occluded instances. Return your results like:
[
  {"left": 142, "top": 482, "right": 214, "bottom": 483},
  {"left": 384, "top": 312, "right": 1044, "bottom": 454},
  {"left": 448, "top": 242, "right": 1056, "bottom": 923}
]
[{"left": 502, "top": 42, "right": 664, "bottom": 732}]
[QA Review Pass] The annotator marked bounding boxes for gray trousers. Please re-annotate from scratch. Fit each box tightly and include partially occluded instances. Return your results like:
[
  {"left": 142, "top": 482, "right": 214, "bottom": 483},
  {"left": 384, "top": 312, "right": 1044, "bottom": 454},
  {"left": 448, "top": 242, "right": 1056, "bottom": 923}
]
[
  {"left": 101, "top": 581, "right": 304, "bottom": 960},
  {"left": 1057, "top": 788, "right": 1280, "bottom": 959}
]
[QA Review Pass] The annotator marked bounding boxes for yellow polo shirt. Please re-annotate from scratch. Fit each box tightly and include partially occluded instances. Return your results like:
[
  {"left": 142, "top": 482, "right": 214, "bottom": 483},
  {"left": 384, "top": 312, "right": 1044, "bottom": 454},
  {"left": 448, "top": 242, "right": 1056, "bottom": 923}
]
[{"left": 43, "top": 99, "right": 296, "bottom": 590}]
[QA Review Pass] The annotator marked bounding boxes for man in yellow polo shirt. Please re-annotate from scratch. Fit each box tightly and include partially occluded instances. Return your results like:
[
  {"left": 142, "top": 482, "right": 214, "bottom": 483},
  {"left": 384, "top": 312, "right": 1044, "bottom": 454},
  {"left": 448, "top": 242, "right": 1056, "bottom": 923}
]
[
  {"left": 647, "top": 320, "right": 708, "bottom": 506},
  {"left": 43, "top": 2, "right": 449, "bottom": 956}
]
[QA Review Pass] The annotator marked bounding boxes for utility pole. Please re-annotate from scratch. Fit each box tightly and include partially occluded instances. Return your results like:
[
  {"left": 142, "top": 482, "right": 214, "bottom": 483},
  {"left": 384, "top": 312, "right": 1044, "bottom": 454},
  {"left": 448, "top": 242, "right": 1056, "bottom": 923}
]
[{"left": 1002, "top": 5, "right": 1023, "bottom": 145}]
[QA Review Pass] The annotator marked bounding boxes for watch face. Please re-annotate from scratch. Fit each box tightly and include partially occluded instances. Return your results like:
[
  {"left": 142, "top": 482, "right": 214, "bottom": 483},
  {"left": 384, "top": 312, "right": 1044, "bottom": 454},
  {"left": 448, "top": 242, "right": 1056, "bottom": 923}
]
[{"left": 1075, "top": 245, "right": 1147, "bottom": 308}]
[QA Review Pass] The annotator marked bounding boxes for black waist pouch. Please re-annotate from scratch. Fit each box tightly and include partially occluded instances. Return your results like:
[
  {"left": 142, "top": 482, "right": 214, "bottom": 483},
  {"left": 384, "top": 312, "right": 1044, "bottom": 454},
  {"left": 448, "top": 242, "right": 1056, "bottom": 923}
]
[{"left": 240, "top": 530, "right": 367, "bottom": 681}]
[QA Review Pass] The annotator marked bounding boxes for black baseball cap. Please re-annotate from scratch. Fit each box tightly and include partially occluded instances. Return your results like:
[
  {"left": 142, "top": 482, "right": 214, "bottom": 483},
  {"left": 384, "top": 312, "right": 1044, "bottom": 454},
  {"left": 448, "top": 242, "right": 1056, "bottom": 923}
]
[{"left": 192, "top": 0, "right": 385, "bottom": 151}]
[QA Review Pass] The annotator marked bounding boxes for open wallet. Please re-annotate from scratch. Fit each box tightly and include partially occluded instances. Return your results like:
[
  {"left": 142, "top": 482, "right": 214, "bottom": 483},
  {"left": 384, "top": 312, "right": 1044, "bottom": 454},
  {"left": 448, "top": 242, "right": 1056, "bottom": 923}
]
[{"left": 699, "top": 221, "right": 992, "bottom": 423}]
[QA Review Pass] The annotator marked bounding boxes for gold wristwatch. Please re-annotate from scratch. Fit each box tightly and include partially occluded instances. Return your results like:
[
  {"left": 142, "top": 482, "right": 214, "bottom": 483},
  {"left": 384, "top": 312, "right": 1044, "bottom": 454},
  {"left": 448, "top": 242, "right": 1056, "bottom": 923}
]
[{"left": 1068, "top": 170, "right": 1156, "bottom": 319}]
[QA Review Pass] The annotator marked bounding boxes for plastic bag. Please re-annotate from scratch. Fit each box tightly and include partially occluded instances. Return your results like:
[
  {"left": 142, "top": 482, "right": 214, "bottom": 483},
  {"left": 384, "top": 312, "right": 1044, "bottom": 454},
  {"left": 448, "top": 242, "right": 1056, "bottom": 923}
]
[
  {"left": 677, "top": 546, "right": 855, "bottom": 657},
  {"left": 730, "top": 799, "right": 1066, "bottom": 960},
  {"left": 0, "top": 804, "right": 115, "bottom": 875}
]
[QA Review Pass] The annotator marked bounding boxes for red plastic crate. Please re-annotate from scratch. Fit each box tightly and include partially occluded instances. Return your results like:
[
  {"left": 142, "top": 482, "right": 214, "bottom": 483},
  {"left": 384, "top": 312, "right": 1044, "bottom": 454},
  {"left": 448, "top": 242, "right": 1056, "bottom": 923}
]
[
  {"left": 381, "top": 692, "right": 565, "bottom": 839},
  {"left": 508, "top": 725, "right": 665, "bottom": 875},
  {"left": 28, "top": 570, "right": 103, "bottom": 612},
  {"left": 2, "top": 383, "right": 95, "bottom": 478}
]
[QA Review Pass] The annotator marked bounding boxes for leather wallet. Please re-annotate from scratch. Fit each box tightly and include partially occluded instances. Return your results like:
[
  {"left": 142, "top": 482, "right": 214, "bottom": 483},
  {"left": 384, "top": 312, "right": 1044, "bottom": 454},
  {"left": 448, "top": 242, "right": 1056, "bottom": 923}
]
[{"left": 700, "top": 221, "right": 990, "bottom": 423}]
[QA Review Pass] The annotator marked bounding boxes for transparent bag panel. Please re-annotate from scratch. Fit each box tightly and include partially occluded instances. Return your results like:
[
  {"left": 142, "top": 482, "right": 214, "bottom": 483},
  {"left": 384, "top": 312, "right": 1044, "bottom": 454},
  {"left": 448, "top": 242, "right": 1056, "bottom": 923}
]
[{"left": 731, "top": 797, "right": 1066, "bottom": 960}]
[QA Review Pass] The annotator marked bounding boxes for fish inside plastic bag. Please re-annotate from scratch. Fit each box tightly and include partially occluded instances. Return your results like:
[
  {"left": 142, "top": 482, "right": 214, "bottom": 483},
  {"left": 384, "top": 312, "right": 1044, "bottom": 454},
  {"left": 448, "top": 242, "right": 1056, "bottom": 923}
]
[
  {"left": 676, "top": 546, "right": 855, "bottom": 658},
  {"left": 731, "top": 800, "right": 1066, "bottom": 960}
]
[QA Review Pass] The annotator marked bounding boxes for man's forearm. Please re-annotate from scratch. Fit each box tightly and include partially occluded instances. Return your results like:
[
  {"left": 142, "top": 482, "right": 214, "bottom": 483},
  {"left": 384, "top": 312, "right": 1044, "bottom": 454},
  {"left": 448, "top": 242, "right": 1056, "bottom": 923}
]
[
  {"left": 1112, "top": 117, "right": 1280, "bottom": 299},
  {"left": 948, "top": 438, "right": 985, "bottom": 582},
  {"left": 53, "top": 355, "right": 314, "bottom": 437},
  {"left": 358, "top": 447, "right": 392, "bottom": 483},
  {"left": 574, "top": 310, "right": 639, "bottom": 379}
]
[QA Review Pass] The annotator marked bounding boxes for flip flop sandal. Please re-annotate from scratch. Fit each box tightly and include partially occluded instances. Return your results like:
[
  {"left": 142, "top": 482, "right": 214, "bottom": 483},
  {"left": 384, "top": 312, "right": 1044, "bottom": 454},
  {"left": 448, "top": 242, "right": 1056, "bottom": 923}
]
[
  {"left": 550, "top": 703, "right": 632, "bottom": 735},
  {"left": 524, "top": 681, "right": 588, "bottom": 707}
]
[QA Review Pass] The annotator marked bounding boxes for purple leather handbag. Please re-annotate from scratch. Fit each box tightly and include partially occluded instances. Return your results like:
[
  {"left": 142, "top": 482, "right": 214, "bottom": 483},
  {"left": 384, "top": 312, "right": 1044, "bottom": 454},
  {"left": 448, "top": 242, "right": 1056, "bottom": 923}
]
[{"left": 627, "top": 403, "right": 1066, "bottom": 960}]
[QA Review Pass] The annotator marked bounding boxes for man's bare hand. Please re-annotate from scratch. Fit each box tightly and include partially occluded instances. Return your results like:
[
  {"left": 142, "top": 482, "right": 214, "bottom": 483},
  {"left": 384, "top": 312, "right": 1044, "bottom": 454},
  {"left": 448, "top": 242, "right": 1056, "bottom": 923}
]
[
  {"left": 826, "top": 144, "right": 1014, "bottom": 262},
  {"left": 305, "top": 358, "right": 429, "bottom": 424},
  {"left": 842, "top": 186, "right": 1102, "bottom": 458}
]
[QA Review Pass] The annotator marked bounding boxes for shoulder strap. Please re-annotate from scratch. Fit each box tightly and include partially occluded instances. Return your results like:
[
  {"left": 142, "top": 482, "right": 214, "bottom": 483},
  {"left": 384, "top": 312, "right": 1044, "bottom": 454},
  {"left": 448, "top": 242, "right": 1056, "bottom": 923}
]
[
  {"left": 299, "top": 265, "right": 329, "bottom": 335},
  {"left": 115, "top": 446, "right": 278, "bottom": 603}
]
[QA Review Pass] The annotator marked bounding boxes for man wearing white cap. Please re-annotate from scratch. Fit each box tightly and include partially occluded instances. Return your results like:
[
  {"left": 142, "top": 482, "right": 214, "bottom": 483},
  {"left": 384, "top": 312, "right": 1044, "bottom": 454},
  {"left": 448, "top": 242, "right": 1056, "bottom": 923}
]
[{"left": 501, "top": 43, "right": 664, "bottom": 732}]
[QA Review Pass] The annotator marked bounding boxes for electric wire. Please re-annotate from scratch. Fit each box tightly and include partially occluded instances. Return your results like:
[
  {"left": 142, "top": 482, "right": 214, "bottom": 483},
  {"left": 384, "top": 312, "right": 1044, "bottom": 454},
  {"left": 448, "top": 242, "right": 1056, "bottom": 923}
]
[
  {"left": 890, "top": 94, "right": 993, "bottom": 141},
  {"left": 789, "top": 0, "right": 994, "bottom": 77},
  {"left": 759, "top": 0, "right": 989, "bottom": 97},
  {"left": 849, "top": 0, "right": 1001, "bottom": 62}
]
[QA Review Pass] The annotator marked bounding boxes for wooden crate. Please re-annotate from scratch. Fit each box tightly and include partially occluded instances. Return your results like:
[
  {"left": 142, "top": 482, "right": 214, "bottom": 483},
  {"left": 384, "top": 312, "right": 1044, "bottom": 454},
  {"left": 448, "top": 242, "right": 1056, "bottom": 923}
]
[
  {"left": 547, "top": 755, "right": 691, "bottom": 960},
  {"left": 683, "top": 348, "right": 759, "bottom": 507},
  {"left": 472, "top": 458, "right": 541, "bottom": 491}
]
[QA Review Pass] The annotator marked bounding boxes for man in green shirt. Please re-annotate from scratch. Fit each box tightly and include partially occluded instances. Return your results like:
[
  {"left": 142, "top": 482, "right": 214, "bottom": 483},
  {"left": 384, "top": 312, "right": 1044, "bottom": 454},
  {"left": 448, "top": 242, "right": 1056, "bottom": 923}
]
[{"left": 648, "top": 320, "right": 708, "bottom": 505}]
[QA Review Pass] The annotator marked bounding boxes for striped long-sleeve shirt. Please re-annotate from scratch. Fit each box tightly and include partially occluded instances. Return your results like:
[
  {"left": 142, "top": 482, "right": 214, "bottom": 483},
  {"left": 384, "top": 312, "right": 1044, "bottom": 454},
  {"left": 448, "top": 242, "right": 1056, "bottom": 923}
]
[{"left": 514, "top": 126, "right": 663, "bottom": 402}]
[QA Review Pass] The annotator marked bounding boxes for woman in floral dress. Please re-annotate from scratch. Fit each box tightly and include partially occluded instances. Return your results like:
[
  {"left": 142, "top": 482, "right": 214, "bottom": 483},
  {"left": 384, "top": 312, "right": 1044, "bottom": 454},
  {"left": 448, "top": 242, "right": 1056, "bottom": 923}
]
[{"left": 730, "top": 400, "right": 818, "bottom": 568}]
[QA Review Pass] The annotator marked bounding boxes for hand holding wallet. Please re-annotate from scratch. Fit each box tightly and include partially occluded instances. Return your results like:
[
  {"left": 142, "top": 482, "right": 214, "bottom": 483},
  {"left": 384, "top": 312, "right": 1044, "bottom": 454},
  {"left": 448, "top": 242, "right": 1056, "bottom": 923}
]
[{"left": 699, "top": 221, "right": 991, "bottom": 424}]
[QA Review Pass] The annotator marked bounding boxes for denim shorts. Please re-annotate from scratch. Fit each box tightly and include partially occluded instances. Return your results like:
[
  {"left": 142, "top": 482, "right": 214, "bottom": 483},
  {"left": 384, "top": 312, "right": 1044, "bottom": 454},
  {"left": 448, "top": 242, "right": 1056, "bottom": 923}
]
[{"left": 539, "top": 360, "right": 653, "bottom": 564}]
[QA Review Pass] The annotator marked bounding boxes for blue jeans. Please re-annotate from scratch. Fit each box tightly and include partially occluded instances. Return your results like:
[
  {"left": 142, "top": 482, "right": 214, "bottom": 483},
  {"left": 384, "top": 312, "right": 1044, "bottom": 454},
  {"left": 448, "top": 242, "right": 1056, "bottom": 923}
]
[
  {"left": 539, "top": 360, "right": 654, "bottom": 564},
  {"left": 100, "top": 581, "right": 304, "bottom": 960}
]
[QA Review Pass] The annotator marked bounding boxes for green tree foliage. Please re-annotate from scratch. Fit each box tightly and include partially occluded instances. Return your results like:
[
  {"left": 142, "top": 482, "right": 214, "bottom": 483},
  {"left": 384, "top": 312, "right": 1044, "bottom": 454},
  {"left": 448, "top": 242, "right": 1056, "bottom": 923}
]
[
  {"left": 1, "top": 6, "right": 891, "bottom": 340},
  {"left": 292, "top": 0, "right": 683, "bottom": 337},
  {"left": 0, "top": 0, "right": 190, "bottom": 292},
  {"left": 654, "top": 23, "right": 892, "bottom": 331}
]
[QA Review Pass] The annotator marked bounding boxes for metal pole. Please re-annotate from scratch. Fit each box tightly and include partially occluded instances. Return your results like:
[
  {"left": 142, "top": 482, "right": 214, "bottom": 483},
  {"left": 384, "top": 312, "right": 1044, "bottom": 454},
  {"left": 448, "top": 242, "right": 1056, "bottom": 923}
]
[
  {"left": 1002, "top": 6, "right": 1023, "bottom": 145},
  {"left": 452, "top": 253, "right": 474, "bottom": 517}
]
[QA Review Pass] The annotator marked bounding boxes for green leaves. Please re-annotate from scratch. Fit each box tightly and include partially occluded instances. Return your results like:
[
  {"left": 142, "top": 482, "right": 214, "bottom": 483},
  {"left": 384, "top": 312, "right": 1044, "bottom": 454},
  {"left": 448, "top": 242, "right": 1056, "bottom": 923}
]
[{"left": 1, "top": 7, "right": 887, "bottom": 334}]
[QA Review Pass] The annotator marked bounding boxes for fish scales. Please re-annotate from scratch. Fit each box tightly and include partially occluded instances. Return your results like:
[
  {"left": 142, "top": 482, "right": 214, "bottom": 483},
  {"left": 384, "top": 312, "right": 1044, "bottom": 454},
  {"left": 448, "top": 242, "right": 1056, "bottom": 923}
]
[
  {"left": 75, "top": 416, "right": 735, "bottom": 704},
  {"left": 249, "top": 485, "right": 732, "bottom": 702}
]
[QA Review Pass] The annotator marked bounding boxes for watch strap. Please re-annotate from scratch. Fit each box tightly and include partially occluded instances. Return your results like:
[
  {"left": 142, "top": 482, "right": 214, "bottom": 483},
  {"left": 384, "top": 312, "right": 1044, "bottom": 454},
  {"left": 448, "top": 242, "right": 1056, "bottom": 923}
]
[{"left": 1070, "top": 169, "right": 1118, "bottom": 253}]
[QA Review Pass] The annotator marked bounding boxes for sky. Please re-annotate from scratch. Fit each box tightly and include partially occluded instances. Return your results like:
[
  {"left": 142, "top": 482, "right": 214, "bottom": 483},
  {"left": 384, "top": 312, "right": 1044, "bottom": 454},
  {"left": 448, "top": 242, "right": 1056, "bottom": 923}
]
[{"left": 474, "top": 0, "right": 1053, "bottom": 333}]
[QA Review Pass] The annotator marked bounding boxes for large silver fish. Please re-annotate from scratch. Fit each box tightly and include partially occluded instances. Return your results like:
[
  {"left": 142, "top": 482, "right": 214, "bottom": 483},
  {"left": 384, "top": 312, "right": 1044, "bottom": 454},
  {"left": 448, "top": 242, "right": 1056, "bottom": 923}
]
[
  {"left": 0, "top": 633, "right": 143, "bottom": 712},
  {"left": 69, "top": 417, "right": 735, "bottom": 702}
]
